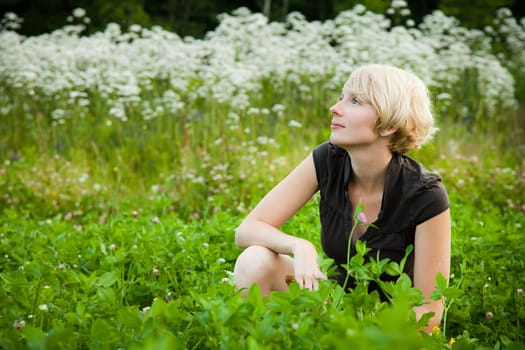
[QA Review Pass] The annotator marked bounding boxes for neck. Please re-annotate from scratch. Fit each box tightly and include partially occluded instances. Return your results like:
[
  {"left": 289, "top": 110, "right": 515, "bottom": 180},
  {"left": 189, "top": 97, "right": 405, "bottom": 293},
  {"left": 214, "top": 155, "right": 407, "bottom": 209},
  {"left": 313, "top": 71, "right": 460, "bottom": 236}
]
[{"left": 347, "top": 146, "right": 393, "bottom": 193}]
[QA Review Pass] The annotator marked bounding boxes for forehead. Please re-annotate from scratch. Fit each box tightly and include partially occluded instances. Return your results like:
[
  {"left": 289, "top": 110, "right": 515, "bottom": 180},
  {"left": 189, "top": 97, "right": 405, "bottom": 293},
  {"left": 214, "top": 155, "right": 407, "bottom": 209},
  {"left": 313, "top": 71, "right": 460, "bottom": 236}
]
[
  {"left": 343, "top": 78, "right": 369, "bottom": 98},
  {"left": 343, "top": 69, "right": 372, "bottom": 94}
]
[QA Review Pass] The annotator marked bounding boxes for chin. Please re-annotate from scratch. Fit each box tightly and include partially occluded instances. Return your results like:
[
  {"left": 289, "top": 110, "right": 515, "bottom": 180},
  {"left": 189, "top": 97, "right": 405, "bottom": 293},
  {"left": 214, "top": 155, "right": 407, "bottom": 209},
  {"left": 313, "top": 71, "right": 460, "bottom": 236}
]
[{"left": 329, "top": 135, "right": 348, "bottom": 148}]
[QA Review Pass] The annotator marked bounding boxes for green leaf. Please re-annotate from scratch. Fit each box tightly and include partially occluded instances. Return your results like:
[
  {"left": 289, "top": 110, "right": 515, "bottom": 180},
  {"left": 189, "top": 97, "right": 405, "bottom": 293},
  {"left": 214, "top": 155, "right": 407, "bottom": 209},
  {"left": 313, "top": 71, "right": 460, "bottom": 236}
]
[
  {"left": 96, "top": 271, "right": 119, "bottom": 287},
  {"left": 100, "top": 242, "right": 107, "bottom": 255},
  {"left": 257, "top": 314, "right": 278, "bottom": 341},
  {"left": 0, "top": 330, "right": 26, "bottom": 349},
  {"left": 353, "top": 202, "right": 365, "bottom": 218},
  {"left": 430, "top": 273, "right": 464, "bottom": 301},
  {"left": 317, "top": 254, "right": 334, "bottom": 272},
  {"left": 21, "top": 326, "right": 46, "bottom": 350},
  {"left": 139, "top": 332, "right": 181, "bottom": 350},
  {"left": 443, "top": 286, "right": 464, "bottom": 299},
  {"left": 97, "top": 287, "right": 116, "bottom": 305},
  {"left": 118, "top": 307, "right": 142, "bottom": 330},
  {"left": 354, "top": 240, "right": 371, "bottom": 256},
  {"left": 246, "top": 283, "right": 263, "bottom": 309},
  {"left": 416, "top": 311, "right": 435, "bottom": 329},
  {"left": 430, "top": 272, "right": 448, "bottom": 300},
  {"left": 398, "top": 245, "right": 414, "bottom": 272},
  {"left": 90, "top": 319, "right": 118, "bottom": 348},
  {"left": 44, "top": 328, "right": 75, "bottom": 350},
  {"left": 384, "top": 261, "right": 402, "bottom": 276},
  {"left": 435, "top": 272, "right": 448, "bottom": 291}
]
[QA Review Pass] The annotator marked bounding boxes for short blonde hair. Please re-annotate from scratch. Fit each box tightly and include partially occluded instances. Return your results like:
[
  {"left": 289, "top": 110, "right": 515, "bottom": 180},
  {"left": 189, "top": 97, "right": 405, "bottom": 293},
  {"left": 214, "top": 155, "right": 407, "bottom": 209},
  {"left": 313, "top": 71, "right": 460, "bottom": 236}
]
[{"left": 343, "top": 64, "right": 437, "bottom": 154}]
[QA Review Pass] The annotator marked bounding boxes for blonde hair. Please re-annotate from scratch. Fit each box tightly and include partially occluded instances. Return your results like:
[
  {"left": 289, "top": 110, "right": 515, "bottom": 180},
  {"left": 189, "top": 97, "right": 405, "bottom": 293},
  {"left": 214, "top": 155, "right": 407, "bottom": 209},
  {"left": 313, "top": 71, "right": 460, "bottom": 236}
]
[{"left": 343, "top": 64, "right": 437, "bottom": 154}]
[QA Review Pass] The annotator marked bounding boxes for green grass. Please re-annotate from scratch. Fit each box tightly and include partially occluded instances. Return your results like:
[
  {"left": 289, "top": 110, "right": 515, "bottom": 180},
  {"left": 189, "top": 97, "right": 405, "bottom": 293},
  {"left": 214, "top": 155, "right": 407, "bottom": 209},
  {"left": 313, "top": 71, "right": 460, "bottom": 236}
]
[
  {"left": 0, "top": 179, "right": 523, "bottom": 348},
  {"left": 1, "top": 5, "right": 525, "bottom": 348},
  {"left": 1, "top": 80, "right": 524, "bottom": 348},
  {"left": 1, "top": 74, "right": 524, "bottom": 349}
]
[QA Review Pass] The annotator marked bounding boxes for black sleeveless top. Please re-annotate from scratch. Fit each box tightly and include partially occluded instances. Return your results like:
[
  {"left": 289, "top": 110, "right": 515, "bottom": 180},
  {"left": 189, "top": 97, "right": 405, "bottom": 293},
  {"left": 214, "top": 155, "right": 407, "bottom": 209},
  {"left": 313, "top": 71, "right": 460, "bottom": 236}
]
[{"left": 312, "top": 142, "right": 449, "bottom": 291}]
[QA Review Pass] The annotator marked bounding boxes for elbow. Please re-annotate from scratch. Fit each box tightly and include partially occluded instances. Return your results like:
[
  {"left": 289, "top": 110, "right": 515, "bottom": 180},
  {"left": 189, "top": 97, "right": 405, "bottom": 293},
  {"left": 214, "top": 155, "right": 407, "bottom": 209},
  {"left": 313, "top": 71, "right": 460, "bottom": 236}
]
[{"left": 234, "top": 221, "right": 248, "bottom": 248}]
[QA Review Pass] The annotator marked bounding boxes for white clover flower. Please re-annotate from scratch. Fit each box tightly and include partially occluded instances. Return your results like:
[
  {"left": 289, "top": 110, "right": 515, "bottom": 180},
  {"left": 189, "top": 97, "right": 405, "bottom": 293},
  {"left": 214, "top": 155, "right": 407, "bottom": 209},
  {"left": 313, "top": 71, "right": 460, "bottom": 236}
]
[
  {"left": 78, "top": 173, "right": 88, "bottom": 183},
  {"left": 392, "top": 0, "right": 407, "bottom": 8},
  {"left": 38, "top": 304, "right": 48, "bottom": 311},
  {"left": 72, "top": 8, "right": 86, "bottom": 18},
  {"left": 288, "top": 120, "right": 302, "bottom": 128},
  {"left": 437, "top": 93, "right": 451, "bottom": 100},
  {"left": 247, "top": 108, "right": 259, "bottom": 115},
  {"left": 109, "top": 106, "right": 127, "bottom": 121},
  {"left": 5, "top": 12, "right": 17, "bottom": 20},
  {"left": 51, "top": 109, "right": 65, "bottom": 120},
  {"left": 256, "top": 136, "right": 269, "bottom": 145},
  {"left": 129, "top": 24, "right": 142, "bottom": 33},
  {"left": 0, "top": 1, "right": 519, "bottom": 135},
  {"left": 13, "top": 320, "right": 26, "bottom": 329}
]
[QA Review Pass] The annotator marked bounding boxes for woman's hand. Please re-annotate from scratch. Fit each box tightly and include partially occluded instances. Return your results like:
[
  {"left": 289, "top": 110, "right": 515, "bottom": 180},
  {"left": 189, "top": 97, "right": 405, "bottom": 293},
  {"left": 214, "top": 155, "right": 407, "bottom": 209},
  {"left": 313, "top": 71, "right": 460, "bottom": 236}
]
[{"left": 291, "top": 239, "right": 327, "bottom": 291}]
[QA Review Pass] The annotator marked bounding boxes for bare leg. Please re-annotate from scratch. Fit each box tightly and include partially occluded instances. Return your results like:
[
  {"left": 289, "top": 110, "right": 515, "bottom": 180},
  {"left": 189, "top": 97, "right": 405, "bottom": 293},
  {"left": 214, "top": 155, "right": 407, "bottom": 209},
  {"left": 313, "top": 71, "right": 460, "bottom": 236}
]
[{"left": 233, "top": 245, "right": 294, "bottom": 297}]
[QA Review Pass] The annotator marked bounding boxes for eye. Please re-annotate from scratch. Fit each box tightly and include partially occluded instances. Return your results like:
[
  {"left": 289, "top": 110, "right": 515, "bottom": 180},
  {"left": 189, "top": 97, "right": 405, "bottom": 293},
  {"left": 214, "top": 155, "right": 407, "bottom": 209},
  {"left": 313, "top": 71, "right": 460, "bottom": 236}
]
[{"left": 351, "top": 97, "right": 360, "bottom": 105}]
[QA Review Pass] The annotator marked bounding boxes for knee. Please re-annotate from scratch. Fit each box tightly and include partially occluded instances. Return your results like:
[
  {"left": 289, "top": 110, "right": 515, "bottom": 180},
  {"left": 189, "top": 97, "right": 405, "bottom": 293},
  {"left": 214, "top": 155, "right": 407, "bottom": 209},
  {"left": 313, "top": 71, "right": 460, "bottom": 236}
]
[
  {"left": 233, "top": 245, "right": 282, "bottom": 292},
  {"left": 234, "top": 245, "right": 277, "bottom": 277},
  {"left": 233, "top": 245, "right": 293, "bottom": 295}
]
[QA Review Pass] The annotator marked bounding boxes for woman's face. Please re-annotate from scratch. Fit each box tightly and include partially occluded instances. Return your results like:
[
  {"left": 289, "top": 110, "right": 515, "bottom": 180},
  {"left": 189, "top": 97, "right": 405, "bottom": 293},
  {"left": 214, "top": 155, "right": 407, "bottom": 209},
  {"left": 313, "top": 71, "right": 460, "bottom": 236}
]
[{"left": 328, "top": 92, "right": 380, "bottom": 149}]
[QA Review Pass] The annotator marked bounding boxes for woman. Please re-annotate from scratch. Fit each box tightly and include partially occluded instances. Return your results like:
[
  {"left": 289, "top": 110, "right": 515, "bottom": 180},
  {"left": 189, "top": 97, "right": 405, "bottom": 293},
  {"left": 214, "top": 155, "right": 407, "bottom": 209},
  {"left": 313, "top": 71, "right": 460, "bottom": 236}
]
[{"left": 233, "top": 64, "right": 451, "bottom": 331}]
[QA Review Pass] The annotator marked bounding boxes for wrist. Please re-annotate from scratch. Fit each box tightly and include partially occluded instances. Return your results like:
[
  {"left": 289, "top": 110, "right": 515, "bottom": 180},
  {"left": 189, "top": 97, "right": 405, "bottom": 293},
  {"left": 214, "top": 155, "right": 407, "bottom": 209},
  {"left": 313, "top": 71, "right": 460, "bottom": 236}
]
[{"left": 291, "top": 237, "right": 315, "bottom": 256}]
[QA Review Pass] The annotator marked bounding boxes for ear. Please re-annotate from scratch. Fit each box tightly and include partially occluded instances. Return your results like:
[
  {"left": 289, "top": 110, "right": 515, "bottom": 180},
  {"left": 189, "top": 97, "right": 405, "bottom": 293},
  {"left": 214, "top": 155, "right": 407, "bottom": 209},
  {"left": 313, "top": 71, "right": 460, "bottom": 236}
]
[{"left": 380, "top": 128, "right": 397, "bottom": 137}]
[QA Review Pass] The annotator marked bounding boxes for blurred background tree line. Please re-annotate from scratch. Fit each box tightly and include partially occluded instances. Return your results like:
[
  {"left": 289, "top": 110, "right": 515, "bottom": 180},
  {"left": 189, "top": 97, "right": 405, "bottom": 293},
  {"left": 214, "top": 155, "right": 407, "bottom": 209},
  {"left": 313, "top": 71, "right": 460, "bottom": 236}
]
[{"left": 0, "top": 0, "right": 524, "bottom": 37}]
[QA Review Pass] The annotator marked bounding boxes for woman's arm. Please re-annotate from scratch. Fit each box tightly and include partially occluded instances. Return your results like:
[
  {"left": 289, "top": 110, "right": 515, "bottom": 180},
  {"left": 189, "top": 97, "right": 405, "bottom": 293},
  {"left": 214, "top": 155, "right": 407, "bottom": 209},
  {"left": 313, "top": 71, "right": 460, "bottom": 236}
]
[
  {"left": 412, "top": 209, "right": 451, "bottom": 332},
  {"left": 235, "top": 153, "right": 322, "bottom": 289}
]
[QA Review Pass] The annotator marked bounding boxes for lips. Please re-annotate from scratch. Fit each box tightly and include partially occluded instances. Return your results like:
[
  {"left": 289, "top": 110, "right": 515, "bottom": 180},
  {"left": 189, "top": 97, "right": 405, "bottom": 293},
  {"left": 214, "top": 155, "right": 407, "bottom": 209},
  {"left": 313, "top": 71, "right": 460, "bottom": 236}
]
[{"left": 331, "top": 122, "right": 344, "bottom": 129}]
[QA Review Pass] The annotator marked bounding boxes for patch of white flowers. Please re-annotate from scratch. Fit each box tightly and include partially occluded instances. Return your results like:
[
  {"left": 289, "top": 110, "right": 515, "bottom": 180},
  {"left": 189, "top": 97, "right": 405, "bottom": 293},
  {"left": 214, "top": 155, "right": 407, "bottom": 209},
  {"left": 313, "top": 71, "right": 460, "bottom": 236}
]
[{"left": 0, "top": 3, "right": 521, "bottom": 125}]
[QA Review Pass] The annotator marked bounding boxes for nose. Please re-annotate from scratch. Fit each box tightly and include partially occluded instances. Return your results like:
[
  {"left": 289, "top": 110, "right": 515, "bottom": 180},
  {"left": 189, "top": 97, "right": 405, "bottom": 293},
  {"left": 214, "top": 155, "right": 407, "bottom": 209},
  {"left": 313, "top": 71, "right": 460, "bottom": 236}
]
[{"left": 330, "top": 101, "right": 342, "bottom": 117}]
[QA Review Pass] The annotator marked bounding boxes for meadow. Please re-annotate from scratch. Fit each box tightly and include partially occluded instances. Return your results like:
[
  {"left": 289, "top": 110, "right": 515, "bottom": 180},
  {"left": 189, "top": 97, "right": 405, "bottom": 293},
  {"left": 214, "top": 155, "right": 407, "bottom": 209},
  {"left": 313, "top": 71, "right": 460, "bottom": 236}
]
[{"left": 0, "top": 3, "right": 524, "bottom": 349}]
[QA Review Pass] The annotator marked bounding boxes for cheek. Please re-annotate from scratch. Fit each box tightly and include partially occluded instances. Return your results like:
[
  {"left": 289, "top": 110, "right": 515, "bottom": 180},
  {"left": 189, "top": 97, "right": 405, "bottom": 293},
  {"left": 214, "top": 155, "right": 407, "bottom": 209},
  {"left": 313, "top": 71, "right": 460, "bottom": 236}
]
[
  {"left": 363, "top": 108, "right": 379, "bottom": 127},
  {"left": 355, "top": 111, "right": 377, "bottom": 129}
]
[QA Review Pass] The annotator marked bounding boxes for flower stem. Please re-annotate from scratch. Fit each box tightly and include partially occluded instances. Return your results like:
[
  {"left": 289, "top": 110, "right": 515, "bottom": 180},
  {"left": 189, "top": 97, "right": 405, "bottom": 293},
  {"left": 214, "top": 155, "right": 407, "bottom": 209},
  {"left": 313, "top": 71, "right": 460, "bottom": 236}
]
[{"left": 334, "top": 203, "right": 364, "bottom": 309}]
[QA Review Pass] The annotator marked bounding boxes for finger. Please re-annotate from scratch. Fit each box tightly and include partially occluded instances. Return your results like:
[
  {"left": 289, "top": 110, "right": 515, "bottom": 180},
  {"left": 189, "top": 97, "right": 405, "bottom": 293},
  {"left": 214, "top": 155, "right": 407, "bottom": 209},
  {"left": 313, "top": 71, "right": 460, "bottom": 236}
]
[
  {"left": 312, "top": 277, "right": 319, "bottom": 291},
  {"left": 295, "top": 275, "right": 305, "bottom": 288},
  {"left": 315, "top": 272, "right": 327, "bottom": 280},
  {"left": 306, "top": 276, "right": 317, "bottom": 291},
  {"left": 297, "top": 274, "right": 310, "bottom": 290}
]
